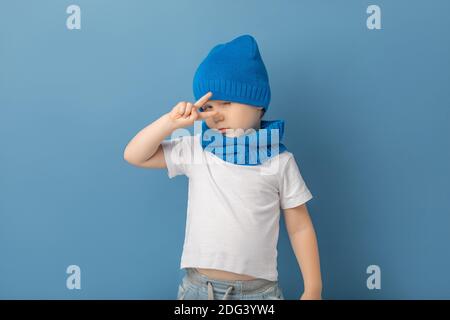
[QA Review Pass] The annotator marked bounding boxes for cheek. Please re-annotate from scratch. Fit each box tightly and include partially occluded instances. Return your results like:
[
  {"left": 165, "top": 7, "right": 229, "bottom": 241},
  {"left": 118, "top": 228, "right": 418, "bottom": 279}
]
[
  {"left": 234, "top": 110, "right": 250, "bottom": 122},
  {"left": 243, "top": 112, "right": 258, "bottom": 125},
  {"left": 228, "top": 109, "right": 258, "bottom": 127}
]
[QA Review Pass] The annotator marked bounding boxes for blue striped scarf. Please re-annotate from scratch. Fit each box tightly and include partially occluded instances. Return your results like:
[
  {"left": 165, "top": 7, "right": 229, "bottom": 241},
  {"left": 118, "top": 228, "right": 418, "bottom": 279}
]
[{"left": 200, "top": 119, "right": 287, "bottom": 166}]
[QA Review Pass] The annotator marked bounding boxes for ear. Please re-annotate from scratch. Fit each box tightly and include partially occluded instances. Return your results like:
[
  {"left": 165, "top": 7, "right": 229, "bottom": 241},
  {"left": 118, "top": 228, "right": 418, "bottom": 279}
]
[{"left": 259, "top": 107, "right": 265, "bottom": 119}]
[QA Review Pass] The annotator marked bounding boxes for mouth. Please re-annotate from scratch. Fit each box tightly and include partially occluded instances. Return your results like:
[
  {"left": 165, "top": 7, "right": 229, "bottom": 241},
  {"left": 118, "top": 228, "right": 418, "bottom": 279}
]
[{"left": 217, "top": 128, "right": 230, "bottom": 133}]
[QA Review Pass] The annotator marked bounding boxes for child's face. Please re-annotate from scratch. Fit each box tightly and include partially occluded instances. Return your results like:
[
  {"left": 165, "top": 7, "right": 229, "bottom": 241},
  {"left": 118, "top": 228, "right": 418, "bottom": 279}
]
[{"left": 201, "top": 100, "right": 264, "bottom": 137}]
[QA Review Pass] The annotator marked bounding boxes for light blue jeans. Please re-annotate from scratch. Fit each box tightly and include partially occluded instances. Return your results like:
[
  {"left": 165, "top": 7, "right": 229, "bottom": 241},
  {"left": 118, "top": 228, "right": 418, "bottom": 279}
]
[{"left": 177, "top": 268, "right": 285, "bottom": 300}]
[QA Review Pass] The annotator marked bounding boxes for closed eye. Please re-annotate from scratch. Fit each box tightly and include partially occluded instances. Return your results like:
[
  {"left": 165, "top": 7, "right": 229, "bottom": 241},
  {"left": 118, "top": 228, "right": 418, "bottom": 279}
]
[{"left": 202, "top": 102, "right": 230, "bottom": 111}]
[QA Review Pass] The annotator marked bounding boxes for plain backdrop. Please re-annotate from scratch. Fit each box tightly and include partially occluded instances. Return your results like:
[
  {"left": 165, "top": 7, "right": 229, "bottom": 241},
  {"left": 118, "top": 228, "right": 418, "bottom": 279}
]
[{"left": 1, "top": 0, "right": 449, "bottom": 299}]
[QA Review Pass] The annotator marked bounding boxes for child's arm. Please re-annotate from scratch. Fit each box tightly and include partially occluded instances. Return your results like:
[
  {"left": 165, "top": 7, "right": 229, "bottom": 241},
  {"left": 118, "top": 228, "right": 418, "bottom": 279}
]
[
  {"left": 123, "top": 92, "right": 216, "bottom": 168},
  {"left": 284, "top": 203, "right": 323, "bottom": 300}
]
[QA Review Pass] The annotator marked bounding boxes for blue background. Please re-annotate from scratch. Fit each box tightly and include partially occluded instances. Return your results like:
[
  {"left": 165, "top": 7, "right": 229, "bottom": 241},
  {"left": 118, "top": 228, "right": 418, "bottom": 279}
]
[{"left": 1, "top": 0, "right": 449, "bottom": 299}]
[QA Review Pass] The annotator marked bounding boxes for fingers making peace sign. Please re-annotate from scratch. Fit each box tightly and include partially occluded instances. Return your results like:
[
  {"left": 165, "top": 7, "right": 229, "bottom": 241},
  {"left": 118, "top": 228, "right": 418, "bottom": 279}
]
[{"left": 167, "top": 91, "right": 218, "bottom": 129}]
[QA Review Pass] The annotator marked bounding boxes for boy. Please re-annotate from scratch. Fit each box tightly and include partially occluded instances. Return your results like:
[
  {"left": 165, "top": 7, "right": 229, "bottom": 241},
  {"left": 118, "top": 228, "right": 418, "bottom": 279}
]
[{"left": 124, "top": 34, "right": 322, "bottom": 300}]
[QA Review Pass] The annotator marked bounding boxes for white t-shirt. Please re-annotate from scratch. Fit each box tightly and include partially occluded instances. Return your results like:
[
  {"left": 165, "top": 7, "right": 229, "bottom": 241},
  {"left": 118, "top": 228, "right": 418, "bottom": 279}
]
[{"left": 161, "top": 133, "right": 313, "bottom": 281}]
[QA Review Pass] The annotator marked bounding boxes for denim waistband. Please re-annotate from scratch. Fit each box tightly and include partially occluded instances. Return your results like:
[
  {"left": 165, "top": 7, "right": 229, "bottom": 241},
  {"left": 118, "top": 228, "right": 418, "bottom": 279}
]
[{"left": 184, "top": 268, "right": 277, "bottom": 295}]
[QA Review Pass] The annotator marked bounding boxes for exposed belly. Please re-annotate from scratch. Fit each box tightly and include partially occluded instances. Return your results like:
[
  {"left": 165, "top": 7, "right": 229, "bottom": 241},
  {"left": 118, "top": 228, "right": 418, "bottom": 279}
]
[{"left": 196, "top": 268, "right": 257, "bottom": 281}]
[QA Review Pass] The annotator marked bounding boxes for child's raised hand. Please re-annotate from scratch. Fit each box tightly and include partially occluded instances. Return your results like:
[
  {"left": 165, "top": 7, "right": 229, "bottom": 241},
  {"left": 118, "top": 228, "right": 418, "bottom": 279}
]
[{"left": 167, "top": 92, "right": 218, "bottom": 129}]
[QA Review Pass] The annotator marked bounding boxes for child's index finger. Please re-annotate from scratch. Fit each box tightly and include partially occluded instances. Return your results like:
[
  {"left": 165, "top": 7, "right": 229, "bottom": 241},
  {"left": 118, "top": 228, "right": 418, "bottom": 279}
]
[{"left": 193, "top": 91, "right": 213, "bottom": 109}]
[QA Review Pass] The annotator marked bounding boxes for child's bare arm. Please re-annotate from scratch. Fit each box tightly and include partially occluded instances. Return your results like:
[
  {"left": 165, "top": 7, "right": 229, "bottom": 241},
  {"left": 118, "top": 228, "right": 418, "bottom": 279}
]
[
  {"left": 123, "top": 114, "right": 176, "bottom": 168},
  {"left": 284, "top": 203, "right": 322, "bottom": 300},
  {"left": 123, "top": 92, "right": 216, "bottom": 168}
]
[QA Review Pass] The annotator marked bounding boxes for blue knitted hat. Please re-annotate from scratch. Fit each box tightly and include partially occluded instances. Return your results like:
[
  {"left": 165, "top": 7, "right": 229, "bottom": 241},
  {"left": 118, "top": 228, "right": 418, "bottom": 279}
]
[{"left": 193, "top": 34, "right": 271, "bottom": 112}]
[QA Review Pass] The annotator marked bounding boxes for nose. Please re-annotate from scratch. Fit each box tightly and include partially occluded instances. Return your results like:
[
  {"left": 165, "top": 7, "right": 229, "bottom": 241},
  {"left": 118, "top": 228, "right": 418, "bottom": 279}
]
[{"left": 212, "top": 111, "right": 224, "bottom": 123}]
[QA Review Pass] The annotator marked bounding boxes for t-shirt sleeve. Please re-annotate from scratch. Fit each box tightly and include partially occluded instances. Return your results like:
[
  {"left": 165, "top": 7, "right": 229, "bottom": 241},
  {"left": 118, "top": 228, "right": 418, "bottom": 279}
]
[
  {"left": 279, "top": 155, "right": 313, "bottom": 209},
  {"left": 160, "top": 135, "right": 193, "bottom": 179}
]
